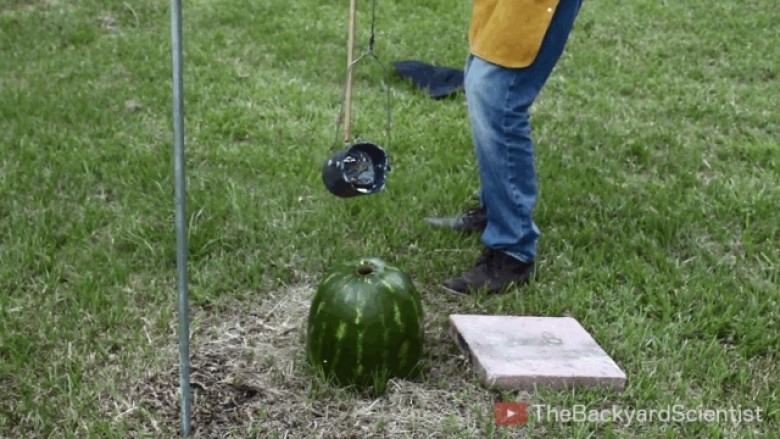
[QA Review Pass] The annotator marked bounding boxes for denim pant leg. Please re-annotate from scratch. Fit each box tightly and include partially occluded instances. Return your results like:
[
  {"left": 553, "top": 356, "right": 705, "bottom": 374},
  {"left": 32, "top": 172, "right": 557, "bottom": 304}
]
[{"left": 464, "top": 0, "right": 581, "bottom": 263}]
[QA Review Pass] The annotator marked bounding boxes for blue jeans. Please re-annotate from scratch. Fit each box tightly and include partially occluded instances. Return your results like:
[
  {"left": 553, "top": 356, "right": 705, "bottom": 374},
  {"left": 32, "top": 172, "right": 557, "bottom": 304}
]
[{"left": 465, "top": 0, "right": 581, "bottom": 263}]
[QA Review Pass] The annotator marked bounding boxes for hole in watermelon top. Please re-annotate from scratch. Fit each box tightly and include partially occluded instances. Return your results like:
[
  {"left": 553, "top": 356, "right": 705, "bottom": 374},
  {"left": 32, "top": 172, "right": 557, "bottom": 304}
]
[{"left": 357, "top": 265, "right": 374, "bottom": 276}]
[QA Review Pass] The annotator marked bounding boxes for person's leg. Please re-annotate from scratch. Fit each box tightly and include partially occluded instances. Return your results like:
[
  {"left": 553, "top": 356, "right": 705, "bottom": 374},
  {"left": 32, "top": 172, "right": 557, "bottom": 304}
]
[
  {"left": 443, "top": 0, "right": 582, "bottom": 294},
  {"left": 423, "top": 54, "right": 489, "bottom": 233}
]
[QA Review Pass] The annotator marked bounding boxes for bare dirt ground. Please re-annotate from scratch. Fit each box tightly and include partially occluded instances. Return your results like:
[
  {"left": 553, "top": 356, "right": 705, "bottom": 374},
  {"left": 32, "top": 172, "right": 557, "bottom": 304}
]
[{"left": 99, "top": 284, "right": 526, "bottom": 438}]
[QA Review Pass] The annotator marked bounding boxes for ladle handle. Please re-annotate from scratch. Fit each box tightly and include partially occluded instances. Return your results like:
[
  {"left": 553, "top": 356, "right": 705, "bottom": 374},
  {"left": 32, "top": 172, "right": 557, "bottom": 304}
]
[{"left": 344, "top": 0, "right": 357, "bottom": 143}]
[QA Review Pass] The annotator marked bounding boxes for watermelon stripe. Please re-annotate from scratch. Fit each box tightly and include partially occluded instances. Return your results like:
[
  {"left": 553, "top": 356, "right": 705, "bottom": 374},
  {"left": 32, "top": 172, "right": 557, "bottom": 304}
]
[
  {"left": 314, "top": 321, "right": 329, "bottom": 370},
  {"left": 321, "top": 272, "right": 340, "bottom": 287},
  {"left": 331, "top": 336, "right": 342, "bottom": 374},
  {"left": 354, "top": 285, "right": 366, "bottom": 326},
  {"left": 398, "top": 340, "right": 410, "bottom": 373},
  {"left": 393, "top": 303, "right": 404, "bottom": 333},
  {"left": 380, "top": 280, "right": 395, "bottom": 295},
  {"left": 314, "top": 300, "right": 326, "bottom": 320},
  {"left": 407, "top": 290, "right": 420, "bottom": 314},
  {"left": 379, "top": 299, "right": 389, "bottom": 376},
  {"left": 355, "top": 331, "right": 364, "bottom": 378},
  {"left": 335, "top": 321, "right": 347, "bottom": 341}
]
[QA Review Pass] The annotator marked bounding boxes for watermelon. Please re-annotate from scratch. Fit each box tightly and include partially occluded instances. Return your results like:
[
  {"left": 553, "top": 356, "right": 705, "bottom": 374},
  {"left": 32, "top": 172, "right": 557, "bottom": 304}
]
[{"left": 306, "top": 257, "right": 424, "bottom": 390}]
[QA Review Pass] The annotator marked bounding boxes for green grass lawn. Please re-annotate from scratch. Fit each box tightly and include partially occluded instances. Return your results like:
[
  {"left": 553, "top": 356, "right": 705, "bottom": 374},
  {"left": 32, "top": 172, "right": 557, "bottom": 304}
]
[{"left": 1, "top": 0, "right": 778, "bottom": 437}]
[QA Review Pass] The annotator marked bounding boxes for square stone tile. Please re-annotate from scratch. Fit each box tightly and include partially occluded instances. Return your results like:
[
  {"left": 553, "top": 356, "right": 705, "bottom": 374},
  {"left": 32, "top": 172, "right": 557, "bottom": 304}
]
[{"left": 449, "top": 314, "right": 626, "bottom": 391}]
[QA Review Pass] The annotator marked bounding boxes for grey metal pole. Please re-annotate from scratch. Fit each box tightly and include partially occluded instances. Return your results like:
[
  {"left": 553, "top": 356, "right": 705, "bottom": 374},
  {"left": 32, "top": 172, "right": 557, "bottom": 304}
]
[{"left": 169, "top": 0, "right": 192, "bottom": 435}]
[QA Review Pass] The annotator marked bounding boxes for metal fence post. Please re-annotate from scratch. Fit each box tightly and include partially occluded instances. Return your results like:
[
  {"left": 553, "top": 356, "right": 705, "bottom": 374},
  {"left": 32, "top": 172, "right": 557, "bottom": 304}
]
[{"left": 169, "top": 0, "right": 192, "bottom": 435}]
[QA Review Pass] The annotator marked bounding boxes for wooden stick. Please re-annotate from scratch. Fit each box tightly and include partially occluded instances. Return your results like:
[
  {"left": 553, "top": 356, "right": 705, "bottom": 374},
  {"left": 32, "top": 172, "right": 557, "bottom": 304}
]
[{"left": 344, "top": 0, "right": 357, "bottom": 143}]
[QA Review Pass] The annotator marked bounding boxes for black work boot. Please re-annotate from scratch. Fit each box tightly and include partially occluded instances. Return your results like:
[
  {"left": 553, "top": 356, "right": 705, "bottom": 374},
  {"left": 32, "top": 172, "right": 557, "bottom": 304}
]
[
  {"left": 425, "top": 206, "right": 488, "bottom": 233},
  {"left": 443, "top": 249, "right": 535, "bottom": 294}
]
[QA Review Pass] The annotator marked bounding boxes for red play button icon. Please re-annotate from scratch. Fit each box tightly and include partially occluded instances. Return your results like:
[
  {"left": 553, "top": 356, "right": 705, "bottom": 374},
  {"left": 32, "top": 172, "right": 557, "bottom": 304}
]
[{"left": 494, "top": 401, "right": 528, "bottom": 426}]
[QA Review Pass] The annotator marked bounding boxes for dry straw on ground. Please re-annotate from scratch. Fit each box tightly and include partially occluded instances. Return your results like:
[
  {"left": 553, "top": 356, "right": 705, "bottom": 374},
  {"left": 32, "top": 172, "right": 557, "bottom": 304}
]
[{"left": 100, "top": 284, "right": 526, "bottom": 438}]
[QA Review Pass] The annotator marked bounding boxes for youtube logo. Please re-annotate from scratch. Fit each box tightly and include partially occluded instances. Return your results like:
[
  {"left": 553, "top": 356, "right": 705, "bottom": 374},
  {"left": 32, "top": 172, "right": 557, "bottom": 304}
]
[{"left": 494, "top": 401, "right": 528, "bottom": 426}]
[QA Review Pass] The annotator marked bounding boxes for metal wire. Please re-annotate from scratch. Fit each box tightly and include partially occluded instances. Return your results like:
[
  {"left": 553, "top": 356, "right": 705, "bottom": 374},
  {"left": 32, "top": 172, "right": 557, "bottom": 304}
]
[
  {"left": 169, "top": 0, "right": 192, "bottom": 435},
  {"left": 333, "top": 0, "right": 392, "bottom": 150}
]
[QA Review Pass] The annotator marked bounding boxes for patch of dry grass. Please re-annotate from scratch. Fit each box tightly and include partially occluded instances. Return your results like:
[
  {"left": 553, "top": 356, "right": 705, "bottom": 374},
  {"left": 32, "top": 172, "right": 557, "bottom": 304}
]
[{"left": 99, "top": 284, "right": 520, "bottom": 438}]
